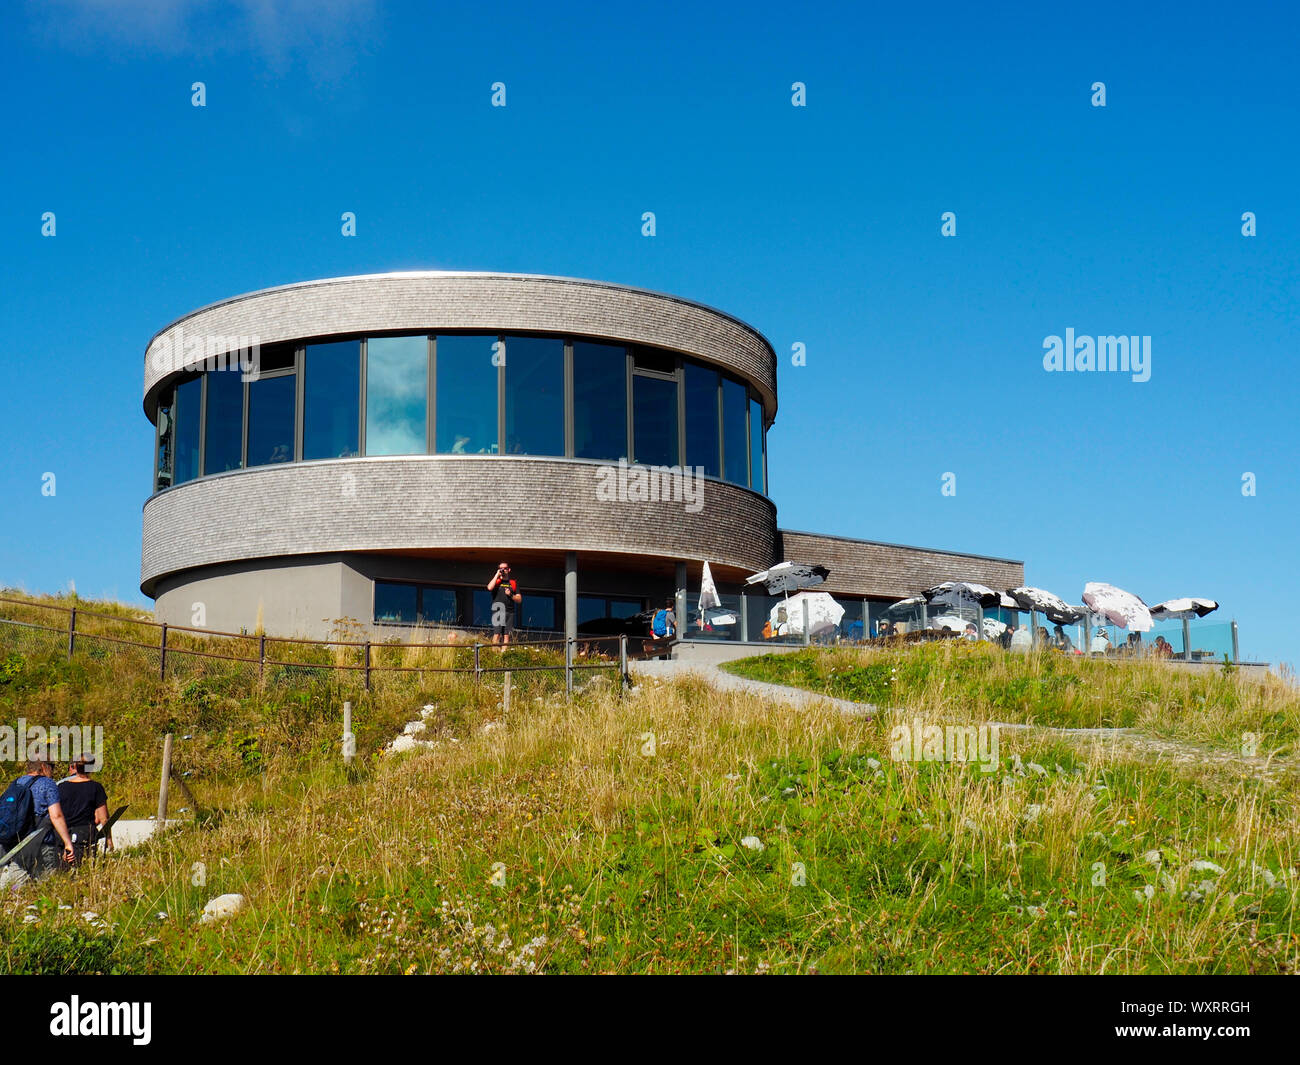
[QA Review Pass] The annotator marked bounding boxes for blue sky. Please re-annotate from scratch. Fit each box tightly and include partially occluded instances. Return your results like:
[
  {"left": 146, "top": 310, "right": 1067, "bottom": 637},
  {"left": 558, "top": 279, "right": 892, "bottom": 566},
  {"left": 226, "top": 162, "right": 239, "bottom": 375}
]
[{"left": 2, "top": 0, "right": 1296, "bottom": 667}]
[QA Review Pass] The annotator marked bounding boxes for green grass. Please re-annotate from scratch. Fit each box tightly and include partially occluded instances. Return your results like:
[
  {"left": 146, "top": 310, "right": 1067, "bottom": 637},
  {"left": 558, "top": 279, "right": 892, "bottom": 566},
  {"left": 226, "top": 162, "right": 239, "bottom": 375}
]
[{"left": 0, "top": 594, "right": 1297, "bottom": 974}]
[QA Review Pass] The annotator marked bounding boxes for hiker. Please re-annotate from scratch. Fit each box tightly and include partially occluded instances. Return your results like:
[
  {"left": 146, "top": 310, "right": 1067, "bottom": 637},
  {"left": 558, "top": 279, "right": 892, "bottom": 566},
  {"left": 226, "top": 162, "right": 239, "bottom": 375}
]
[
  {"left": 650, "top": 597, "right": 676, "bottom": 642},
  {"left": 57, "top": 759, "right": 111, "bottom": 866},
  {"left": 487, "top": 562, "right": 522, "bottom": 645},
  {"left": 0, "top": 759, "right": 75, "bottom": 885}
]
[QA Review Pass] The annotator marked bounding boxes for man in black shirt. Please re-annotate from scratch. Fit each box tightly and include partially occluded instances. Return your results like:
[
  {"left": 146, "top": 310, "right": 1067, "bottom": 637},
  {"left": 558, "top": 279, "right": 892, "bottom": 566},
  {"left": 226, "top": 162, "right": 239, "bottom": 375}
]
[
  {"left": 487, "top": 562, "right": 522, "bottom": 645},
  {"left": 57, "top": 759, "right": 111, "bottom": 866}
]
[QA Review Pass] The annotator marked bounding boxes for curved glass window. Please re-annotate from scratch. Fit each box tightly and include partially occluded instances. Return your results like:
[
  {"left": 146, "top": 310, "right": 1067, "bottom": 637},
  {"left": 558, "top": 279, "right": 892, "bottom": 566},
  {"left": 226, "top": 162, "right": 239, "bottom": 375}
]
[
  {"left": 504, "top": 336, "right": 564, "bottom": 456},
  {"left": 572, "top": 341, "right": 627, "bottom": 460},
  {"left": 684, "top": 363, "right": 720, "bottom": 477},
  {"left": 152, "top": 329, "right": 771, "bottom": 497},
  {"left": 436, "top": 335, "right": 498, "bottom": 454},
  {"left": 173, "top": 376, "right": 202, "bottom": 486},
  {"left": 247, "top": 373, "right": 295, "bottom": 467},
  {"left": 722, "top": 377, "right": 748, "bottom": 485},
  {"left": 304, "top": 340, "right": 360, "bottom": 460},
  {"left": 365, "top": 336, "right": 427, "bottom": 456},
  {"left": 633, "top": 374, "right": 679, "bottom": 467},
  {"left": 204, "top": 369, "right": 244, "bottom": 475}
]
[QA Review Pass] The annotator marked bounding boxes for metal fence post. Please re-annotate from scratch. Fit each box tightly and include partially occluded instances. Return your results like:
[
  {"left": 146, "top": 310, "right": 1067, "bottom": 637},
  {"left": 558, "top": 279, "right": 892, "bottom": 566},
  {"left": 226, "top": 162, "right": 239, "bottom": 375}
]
[
  {"left": 362, "top": 641, "right": 371, "bottom": 691},
  {"left": 258, "top": 633, "right": 266, "bottom": 681},
  {"left": 474, "top": 643, "right": 481, "bottom": 687},
  {"left": 618, "top": 629, "right": 629, "bottom": 696},
  {"left": 67, "top": 607, "right": 76, "bottom": 661},
  {"left": 342, "top": 700, "right": 354, "bottom": 766},
  {"left": 503, "top": 671, "right": 511, "bottom": 715},
  {"left": 1231, "top": 620, "right": 1239, "bottom": 664},
  {"left": 159, "top": 622, "right": 168, "bottom": 680}
]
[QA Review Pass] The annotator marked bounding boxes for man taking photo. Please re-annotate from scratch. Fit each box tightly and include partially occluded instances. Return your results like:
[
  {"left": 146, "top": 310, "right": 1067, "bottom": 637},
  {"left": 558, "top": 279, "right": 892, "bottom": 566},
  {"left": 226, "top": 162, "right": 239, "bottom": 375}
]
[{"left": 487, "top": 561, "right": 522, "bottom": 645}]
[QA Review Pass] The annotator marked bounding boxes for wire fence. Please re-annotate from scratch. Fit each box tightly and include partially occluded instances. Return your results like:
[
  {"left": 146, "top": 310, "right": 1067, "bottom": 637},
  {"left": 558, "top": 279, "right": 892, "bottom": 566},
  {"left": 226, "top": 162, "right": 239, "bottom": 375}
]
[{"left": 0, "top": 595, "right": 630, "bottom": 694}]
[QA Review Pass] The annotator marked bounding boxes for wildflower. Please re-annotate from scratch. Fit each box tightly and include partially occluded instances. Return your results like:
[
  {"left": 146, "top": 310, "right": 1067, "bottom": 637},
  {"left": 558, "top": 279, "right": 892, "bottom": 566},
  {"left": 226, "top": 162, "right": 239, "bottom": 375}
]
[{"left": 740, "top": 836, "right": 764, "bottom": 852}]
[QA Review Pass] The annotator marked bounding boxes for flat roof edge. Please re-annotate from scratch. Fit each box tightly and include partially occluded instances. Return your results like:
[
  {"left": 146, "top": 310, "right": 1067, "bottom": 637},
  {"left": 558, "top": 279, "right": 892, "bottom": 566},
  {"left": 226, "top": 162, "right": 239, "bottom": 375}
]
[{"left": 778, "top": 527, "right": 1024, "bottom": 568}]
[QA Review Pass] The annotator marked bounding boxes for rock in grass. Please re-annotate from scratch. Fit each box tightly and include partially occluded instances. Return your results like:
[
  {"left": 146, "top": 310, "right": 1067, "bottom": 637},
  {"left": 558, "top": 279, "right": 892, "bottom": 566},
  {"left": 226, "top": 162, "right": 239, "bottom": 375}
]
[
  {"left": 740, "top": 836, "right": 765, "bottom": 851},
  {"left": 200, "top": 894, "right": 248, "bottom": 923}
]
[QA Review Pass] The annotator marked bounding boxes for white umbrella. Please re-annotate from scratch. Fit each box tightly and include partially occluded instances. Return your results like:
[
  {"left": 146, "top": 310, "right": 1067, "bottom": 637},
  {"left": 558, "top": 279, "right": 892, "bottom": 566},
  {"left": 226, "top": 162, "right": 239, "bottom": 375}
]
[
  {"left": 1082, "top": 582, "right": 1153, "bottom": 632},
  {"left": 929, "top": 614, "right": 970, "bottom": 633},
  {"left": 745, "top": 562, "right": 829, "bottom": 595},
  {"left": 1008, "top": 586, "right": 1086, "bottom": 626},
  {"left": 924, "top": 581, "right": 1002, "bottom": 609},
  {"left": 1149, "top": 598, "right": 1218, "bottom": 621},
  {"left": 887, "top": 596, "right": 926, "bottom": 617},
  {"left": 982, "top": 616, "right": 1008, "bottom": 639},
  {"left": 772, "top": 591, "right": 844, "bottom": 637},
  {"left": 697, "top": 562, "right": 736, "bottom": 627}
]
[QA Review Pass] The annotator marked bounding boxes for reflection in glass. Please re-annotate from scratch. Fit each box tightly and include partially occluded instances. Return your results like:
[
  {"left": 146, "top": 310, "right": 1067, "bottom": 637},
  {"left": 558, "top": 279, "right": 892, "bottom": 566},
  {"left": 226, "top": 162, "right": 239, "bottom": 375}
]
[
  {"left": 204, "top": 370, "right": 244, "bottom": 475},
  {"left": 684, "top": 363, "right": 720, "bottom": 477},
  {"left": 749, "top": 397, "right": 764, "bottom": 493},
  {"left": 504, "top": 336, "right": 564, "bottom": 456},
  {"left": 420, "top": 587, "right": 459, "bottom": 625},
  {"left": 437, "top": 335, "right": 499, "bottom": 454},
  {"left": 573, "top": 342, "right": 627, "bottom": 460},
  {"left": 174, "top": 377, "right": 202, "bottom": 486},
  {"left": 374, "top": 582, "right": 418, "bottom": 624},
  {"left": 155, "top": 388, "right": 174, "bottom": 491},
  {"left": 247, "top": 374, "right": 296, "bottom": 467},
  {"left": 366, "top": 336, "right": 427, "bottom": 456},
  {"left": 633, "top": 374, "right": 678, "bottom": 467},
  {"left": 303, "top": 340, "right": 360, "bottom": 460},
  {"left": 519, "top": 594, "right": 556, "bottom": 630},
  {"left": 722, "top": 378, "right": 748, "bottom": 485}
]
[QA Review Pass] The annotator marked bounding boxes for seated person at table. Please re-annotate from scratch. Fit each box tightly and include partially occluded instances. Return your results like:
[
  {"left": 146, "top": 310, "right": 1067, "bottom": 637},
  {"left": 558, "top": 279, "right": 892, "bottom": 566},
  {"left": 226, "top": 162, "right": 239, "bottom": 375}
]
[
  {"left": 1052, "top": 625, "right": 1074, "bottom": 652},
  {"left": 1009, "top": 625, "right": 1032, "bottom": 651},
  {"left": 1089, "top": 627, "right": 1111, "bottom": 653},
  {"left": 1153, "top": 635, "right": 1174, "bottom": 658}
]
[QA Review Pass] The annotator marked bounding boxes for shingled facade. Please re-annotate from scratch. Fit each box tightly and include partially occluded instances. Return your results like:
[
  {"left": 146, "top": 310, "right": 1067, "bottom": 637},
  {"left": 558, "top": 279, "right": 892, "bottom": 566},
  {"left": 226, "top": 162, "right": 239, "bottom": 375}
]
[{"left": 141, "top": 272, "right": 1023, "bottom": 639}]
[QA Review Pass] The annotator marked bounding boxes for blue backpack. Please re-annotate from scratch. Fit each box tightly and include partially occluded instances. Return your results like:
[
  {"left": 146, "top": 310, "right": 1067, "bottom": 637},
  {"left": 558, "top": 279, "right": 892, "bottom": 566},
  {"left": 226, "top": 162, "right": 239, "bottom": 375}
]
[
  {"left": 0, "top": 775, "right": 36, "bottom": 850},
  {"left": 652, "top": 609, "right": 671, "bottom": 637}
]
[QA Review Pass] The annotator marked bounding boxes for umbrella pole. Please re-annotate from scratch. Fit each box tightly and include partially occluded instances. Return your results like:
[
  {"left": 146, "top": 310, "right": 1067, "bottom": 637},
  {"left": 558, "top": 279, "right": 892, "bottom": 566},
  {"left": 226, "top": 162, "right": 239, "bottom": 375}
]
[
  {"left": 1182, "top": 617, "right": 1191, "bottom": 662},
  {"left": 1030, "top": 609, "right": 1038, "bottom": 649}
]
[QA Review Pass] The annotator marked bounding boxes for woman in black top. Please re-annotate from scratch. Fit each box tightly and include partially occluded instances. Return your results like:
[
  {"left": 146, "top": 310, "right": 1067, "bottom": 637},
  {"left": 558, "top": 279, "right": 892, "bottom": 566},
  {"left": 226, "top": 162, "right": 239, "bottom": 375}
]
[{"left": 56, "top": 760, "right": 111, "bottom": 866}]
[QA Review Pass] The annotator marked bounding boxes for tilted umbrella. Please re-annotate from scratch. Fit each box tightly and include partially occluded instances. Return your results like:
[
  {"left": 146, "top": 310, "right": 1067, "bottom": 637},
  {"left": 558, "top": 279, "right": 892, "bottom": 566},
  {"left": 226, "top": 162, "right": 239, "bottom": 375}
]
[
  {"left": 923, "top": 581, "right": 1002, "bottom": 610},
  {"left": 773, "top": 591, "right": 845, "bottom": 637},
  {"left": 1008, "top": 586, "right": 1086, "bottom": 626},
  {"left": 887, "top": 596, "right": 926, "bottom": 617},
  {"left": 1149, "top": 598, "right": 1218, "bottom": 621},
  {"left": 1082, "top": 582, "right": 1153, "bottom": 632},
  {"left": 745, "top": 562, "right": 830, "bottom": 596},
  {"left": 981, "top": 616, "right": 1008, "bottom": 639}
]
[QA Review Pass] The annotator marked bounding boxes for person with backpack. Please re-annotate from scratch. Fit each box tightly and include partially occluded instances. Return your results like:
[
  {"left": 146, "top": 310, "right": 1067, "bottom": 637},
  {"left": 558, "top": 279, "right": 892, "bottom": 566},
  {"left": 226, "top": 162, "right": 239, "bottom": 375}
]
[
  {"left": 57, "top": 758, "right": 112, "bottom": 866},
  {"left": 651, "top": 597, "right": 676, "bottom": 642},
  {"left": 0, "top": 758, "right": 75, "bottom": 884}
]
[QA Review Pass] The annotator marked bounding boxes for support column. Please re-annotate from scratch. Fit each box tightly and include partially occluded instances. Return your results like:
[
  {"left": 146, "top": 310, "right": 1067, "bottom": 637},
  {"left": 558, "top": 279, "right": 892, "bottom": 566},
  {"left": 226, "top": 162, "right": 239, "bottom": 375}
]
[
  {"left": 674, "top": 561, "right": 687, "bottom": 637},
  {"left": 565, "top": 551, "right": 578, "bottom": 646}
]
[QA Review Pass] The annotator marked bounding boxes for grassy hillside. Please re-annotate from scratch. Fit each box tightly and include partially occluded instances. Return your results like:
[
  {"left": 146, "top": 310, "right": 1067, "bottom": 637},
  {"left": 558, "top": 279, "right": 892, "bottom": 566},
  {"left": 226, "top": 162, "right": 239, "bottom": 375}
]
[{"left": 0, "top": 596, "right": 1297, "bottom": 974}]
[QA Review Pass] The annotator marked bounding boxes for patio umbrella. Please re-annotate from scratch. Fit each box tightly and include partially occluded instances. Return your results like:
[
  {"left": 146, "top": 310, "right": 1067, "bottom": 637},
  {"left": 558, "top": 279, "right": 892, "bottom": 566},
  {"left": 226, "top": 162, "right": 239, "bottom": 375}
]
[
  {"left": 1082, "top": 582, "right": 1153, "bottom": 632},
  {"left": 1008, "top": 586, "right": 1086, "bottom": 626},
  {"left": 696, "top": 562, "right": 735, "bottom": 626},
  {"left": 1149, "top": 598, "right": 1218, "bottom": 621},
  {"left": 774, "top": 591, "right": 845, "bottom": 637},
  {"left": 745, "top": 562, "right": 830, "bottom": 595},
  {"left": 982, "top": 616, "right": 1008, "bottom": 639},
  {"left": 1149, "top": 598, "right": 1218, "bottom": 662},
  {"left": 887, "top": 596, "right": 927, "bottom": 617},
  {"left": 923, "top": 581, "right": 1002, "bottom": 610},
  {"left": 929, "top": 614, "right": 971, "bottom": 633}
]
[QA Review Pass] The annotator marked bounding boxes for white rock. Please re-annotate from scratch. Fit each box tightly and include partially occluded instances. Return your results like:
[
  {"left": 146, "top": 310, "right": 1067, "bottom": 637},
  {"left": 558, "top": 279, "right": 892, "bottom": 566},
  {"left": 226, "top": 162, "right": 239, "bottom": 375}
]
[
  {"left": 422, "top": 703, "right": 436, "bottom": 713},
  {"left": 740, "top": 836, "right": 764, "bottom": 851},
  {"left": 200, "top": 893, "right": 248, "bottom": 923},
  {"left": 402, "top": 720, "right": 427, "bottom": 735}
]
